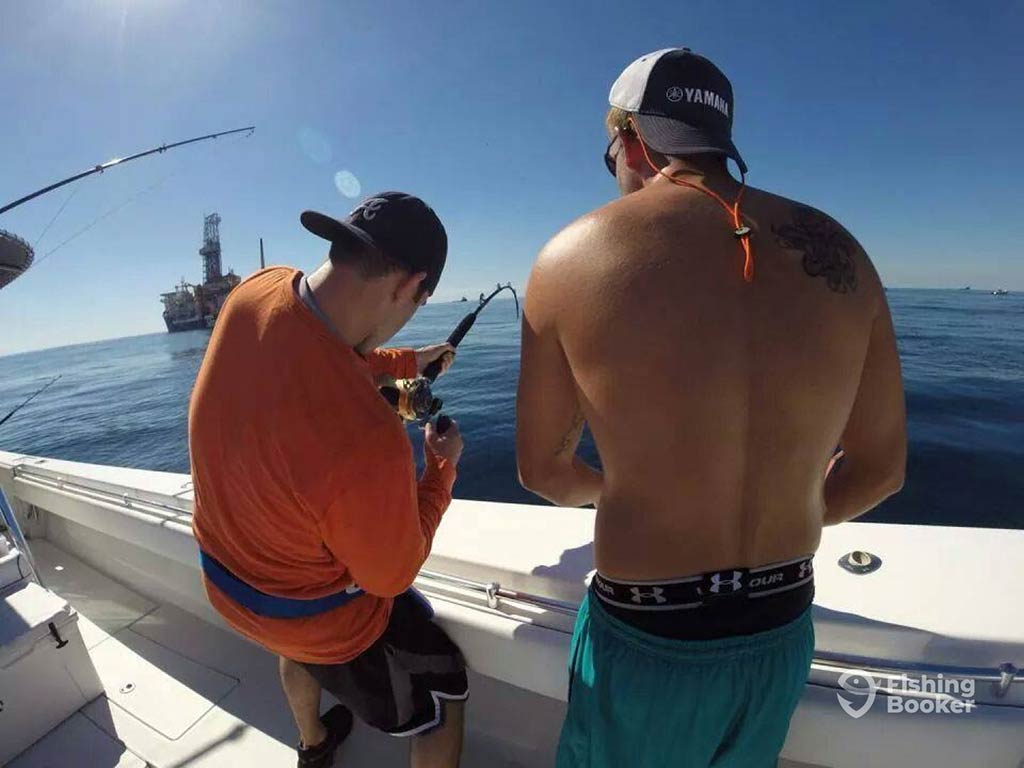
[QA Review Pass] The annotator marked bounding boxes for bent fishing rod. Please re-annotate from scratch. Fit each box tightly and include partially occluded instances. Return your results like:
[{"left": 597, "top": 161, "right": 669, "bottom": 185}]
[
  {"left": 381, "top": 283, "right": 519, "bottom": 432},
  {"left": 0, "top": 126, "right": 255, "bottom": 217}
]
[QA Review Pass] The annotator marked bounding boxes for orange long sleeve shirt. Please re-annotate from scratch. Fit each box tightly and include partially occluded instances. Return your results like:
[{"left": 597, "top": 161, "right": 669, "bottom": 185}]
[{"left": 190, "top": 267, "right": 455, "bottom": 664}]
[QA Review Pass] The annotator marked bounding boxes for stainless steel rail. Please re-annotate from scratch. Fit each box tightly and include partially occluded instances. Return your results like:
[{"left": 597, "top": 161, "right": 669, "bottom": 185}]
[
  {"left": 417, "top": 569, "right": 579, "bottom": 617},
  {"left": 11, "top": 465, "right": 192, "bottom": 518},
  {"left": 9, "top": 462, "right": 1021, "bottom": 700}
]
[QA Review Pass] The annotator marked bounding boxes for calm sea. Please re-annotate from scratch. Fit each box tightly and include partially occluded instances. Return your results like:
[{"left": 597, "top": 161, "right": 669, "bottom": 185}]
[{"left": 1, "top": 290, "right": 1021, "bottom": 528}]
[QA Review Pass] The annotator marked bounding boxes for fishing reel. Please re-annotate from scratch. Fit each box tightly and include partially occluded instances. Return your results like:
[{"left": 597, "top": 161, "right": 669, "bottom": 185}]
[
  {"left": 379, "top": 282, "right": 519, "bottom": 434},
  {"left": 380, "top": 377, "right": 443, "bottom": 424}
]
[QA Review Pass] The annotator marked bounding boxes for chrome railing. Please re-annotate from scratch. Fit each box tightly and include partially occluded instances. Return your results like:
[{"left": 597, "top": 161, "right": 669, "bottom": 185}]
[{"left": 9, "top": 461, "right": 1022, "bottom": 701}]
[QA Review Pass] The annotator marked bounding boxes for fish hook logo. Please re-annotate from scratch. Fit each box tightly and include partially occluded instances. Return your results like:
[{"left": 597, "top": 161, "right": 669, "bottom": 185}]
[{"left": 837, "top": 670, "right": 878, "bottom": 719}]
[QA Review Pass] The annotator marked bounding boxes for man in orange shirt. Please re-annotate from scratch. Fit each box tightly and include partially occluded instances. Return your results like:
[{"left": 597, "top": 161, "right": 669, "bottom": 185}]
[{"left": 190, "top": 192, "right": 467, "bottom": 768}]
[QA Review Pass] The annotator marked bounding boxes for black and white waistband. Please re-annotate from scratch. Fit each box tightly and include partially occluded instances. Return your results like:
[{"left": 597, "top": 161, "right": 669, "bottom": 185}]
[{"left": 591, "top": 555, "right": 814, "bottom": 611}]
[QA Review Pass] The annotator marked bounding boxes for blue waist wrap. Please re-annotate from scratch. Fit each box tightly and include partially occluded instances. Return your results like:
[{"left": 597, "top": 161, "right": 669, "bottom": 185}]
[{"left": 199, "top": 549, "right": 365, "bottom": 619}]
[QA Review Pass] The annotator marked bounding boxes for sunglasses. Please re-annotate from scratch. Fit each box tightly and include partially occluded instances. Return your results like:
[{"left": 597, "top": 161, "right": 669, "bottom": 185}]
[{"left": 603, "top": 136, "right": 620, "bottom": 176}]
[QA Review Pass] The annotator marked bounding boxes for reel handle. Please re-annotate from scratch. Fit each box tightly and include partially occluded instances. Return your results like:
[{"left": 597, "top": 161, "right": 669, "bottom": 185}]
[{"left": 436, "top": 413, "right": 452, "bottom": 434}]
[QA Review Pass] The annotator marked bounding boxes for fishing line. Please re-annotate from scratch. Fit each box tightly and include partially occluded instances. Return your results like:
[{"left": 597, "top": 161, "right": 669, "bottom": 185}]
[
  {"left": 33, "top": 172, "right": 176, "bottom": 269},
  {"left": 29, "top": 126, "right": 253, "bottom": 269},
  {"left": 34, "top": 185, "right": 81, "bottom": 248}
]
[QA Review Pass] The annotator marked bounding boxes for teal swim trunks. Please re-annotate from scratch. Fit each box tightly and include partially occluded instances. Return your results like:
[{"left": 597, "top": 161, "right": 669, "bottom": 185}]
[{"left": 556, "top": 591, "right": 814, "bottom": 768}]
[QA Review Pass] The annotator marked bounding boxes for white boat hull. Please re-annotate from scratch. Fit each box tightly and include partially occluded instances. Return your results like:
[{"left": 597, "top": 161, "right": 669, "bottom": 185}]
[{"left": 1, "top": 450, "right": 1022, "bottom": 767}]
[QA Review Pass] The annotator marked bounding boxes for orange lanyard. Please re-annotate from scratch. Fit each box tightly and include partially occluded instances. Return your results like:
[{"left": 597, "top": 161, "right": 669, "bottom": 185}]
[{"left": 632, "top": 121, "right": 754, "bottom": 282}]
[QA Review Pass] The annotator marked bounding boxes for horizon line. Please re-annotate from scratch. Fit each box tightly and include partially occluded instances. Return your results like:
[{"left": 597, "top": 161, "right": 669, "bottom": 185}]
[{"left": 0, "top": 285, "right": 1016, "bottom": 361}]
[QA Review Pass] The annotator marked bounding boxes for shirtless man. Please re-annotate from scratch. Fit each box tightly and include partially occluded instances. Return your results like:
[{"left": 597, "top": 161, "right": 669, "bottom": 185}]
[{"left": 516, "top": 48, "right": 906, "bottom": 767}]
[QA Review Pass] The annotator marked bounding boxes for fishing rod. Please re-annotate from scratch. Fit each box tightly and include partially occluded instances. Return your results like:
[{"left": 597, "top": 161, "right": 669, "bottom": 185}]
[
  {"left": 0, "top": 375, "right": 61, "bottom": 428},
  {"left": 381, "top": 283, "right": 519, "bottom": 432},
  {"left": 0, "top": 125, "right": 255, "bottom": 217},
  {"left": 425, "top": 283, "right": 519, "bottom": 381}
]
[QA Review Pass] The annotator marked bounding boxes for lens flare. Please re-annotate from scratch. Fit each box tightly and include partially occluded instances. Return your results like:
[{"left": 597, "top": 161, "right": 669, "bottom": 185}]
[{"left": 334, "top": 170, "right": 361, "bottom": 199}]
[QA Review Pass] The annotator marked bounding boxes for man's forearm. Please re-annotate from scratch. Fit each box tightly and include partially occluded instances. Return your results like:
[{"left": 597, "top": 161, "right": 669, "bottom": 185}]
[
  {"left": 524, "top": 455, "right": 603, "bottom": 508},
  {"left": 824, "top": 458, "right": 904, "bottom": 525}
]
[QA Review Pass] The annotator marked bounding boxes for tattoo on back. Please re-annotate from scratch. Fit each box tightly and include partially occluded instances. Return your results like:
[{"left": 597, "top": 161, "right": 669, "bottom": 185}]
[{"left": 772, "top": 205, "right": 858, "bottom": 293}]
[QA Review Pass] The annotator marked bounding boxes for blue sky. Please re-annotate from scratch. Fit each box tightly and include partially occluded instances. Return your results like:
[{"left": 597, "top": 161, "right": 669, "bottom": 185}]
[{"left": 2, "top": 0, "right": 1022, "bottom": 355}]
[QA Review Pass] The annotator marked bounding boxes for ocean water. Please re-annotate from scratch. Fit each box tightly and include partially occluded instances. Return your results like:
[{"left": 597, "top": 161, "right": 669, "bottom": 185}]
[{"left": 1, "top": 290, "right": 1021, "bottom": 528}]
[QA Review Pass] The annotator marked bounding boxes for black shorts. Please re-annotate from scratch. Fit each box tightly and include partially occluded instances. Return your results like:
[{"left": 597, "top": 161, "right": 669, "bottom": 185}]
[{"left": 298, "top": 590, "right": 468, "bottom": 736}]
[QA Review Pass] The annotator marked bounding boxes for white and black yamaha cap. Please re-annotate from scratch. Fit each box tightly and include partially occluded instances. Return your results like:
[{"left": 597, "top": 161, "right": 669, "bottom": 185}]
[{"left": 610, "top": 47, "right": 747, "bottom": 174}]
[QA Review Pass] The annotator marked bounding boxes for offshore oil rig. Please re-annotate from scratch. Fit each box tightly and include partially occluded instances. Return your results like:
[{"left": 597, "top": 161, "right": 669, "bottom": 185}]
[{"left": 160, "top": 213, "right": 241, "bottom": 333}]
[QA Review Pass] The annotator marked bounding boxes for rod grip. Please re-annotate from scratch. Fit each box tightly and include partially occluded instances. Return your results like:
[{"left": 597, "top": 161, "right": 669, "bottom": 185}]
[
  {"left": 423, "top": 313, "right": 476, "bottom": 381},
  {"left": 447, "top": 313, "right": 478, "bottom": 347},
  {"left": 422, "top": 357, "right": 445, "bottom": 382}
]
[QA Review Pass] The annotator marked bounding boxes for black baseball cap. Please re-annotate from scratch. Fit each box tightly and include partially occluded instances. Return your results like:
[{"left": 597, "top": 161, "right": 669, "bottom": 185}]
[
  {"left": 301, "top": 191, "right": 448, "bottom": 295},
  {"left": 609, "top": 48, "right": 747, "bottom": 174}
]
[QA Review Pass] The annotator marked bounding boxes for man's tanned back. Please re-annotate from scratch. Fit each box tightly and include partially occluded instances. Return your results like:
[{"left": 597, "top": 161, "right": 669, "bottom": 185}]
[
  {"left": 521, "top": 47, "right": 907, "bottom": 768},
  {"left": 521, "top": 179, "right": 905, "bottom": 580}
]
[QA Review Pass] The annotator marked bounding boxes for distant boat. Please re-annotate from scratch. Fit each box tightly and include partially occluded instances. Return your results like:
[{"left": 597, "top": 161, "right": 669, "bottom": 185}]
[
  {"left": 992, "top": 289, "right": 1009, "bottom": 296},
  {"left": 0, "top": 229, "right": 33, "bottom": 291},
  {"left": 460, "top": 296, "right": 468, "bottom": 302},
  {"left": 960, "top": 286, "right": 971, "bottom": 291}
]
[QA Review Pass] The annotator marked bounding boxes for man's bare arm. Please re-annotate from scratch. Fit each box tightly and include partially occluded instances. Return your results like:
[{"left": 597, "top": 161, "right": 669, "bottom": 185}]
[
  {"left": 556, "top": 404, "right": 585, "bottom": 455},
  {"left": 824, "top": 286, "right": 907, "bottom": 524},
  {"left": 516, "top": 254, "right": 603, "bottom": 508}
]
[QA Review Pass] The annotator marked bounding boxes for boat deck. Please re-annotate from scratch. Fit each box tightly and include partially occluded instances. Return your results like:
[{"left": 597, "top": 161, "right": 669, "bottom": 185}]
[{"left": 12, "top": 540, "right": 559, "bottom": 768}]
